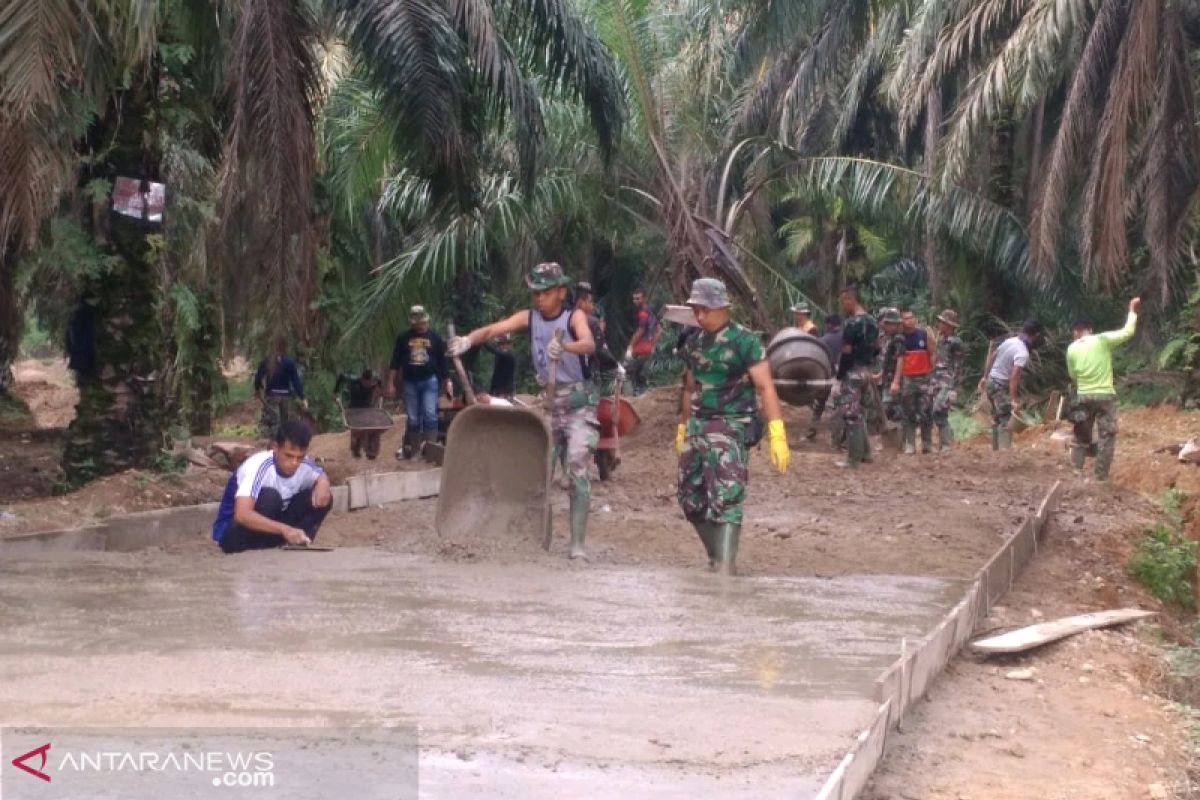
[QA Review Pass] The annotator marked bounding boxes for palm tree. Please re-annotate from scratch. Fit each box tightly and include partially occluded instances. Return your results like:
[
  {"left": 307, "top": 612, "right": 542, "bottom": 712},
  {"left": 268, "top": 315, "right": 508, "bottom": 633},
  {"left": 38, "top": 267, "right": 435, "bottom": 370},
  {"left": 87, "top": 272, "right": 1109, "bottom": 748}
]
[{"left": 889, "top": 0, "right": 1200, "bottom": 302}]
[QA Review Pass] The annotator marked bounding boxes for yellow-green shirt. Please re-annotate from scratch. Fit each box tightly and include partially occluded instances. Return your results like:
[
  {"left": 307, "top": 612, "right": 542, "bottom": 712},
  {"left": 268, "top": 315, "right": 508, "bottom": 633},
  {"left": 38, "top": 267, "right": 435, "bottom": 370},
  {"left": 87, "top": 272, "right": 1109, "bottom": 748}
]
[{"left": 1066, "top": 312, "right": 1138, "bottom": 396}]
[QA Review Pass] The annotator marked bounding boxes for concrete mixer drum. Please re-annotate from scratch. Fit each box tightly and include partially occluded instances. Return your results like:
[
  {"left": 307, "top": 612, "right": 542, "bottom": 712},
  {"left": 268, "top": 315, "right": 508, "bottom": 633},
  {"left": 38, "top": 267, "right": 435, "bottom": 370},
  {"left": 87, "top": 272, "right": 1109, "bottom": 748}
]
[{"left": 766, "top": 327, "right": 834, "bottom": 406}]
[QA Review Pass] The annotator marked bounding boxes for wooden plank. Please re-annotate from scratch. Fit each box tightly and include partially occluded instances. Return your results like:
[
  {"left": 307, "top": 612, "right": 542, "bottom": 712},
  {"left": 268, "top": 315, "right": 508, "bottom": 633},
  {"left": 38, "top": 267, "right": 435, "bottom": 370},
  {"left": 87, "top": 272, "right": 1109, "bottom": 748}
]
[{"left": 971, "top": 609, "right": 1156, "bottom": 655}]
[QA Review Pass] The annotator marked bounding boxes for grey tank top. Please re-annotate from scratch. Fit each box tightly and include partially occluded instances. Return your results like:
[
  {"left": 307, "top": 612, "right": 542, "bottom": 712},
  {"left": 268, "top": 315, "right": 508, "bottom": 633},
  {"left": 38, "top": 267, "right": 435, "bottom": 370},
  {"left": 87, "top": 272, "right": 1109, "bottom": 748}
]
[{"left": 530, "top": 308, "right": 587, "bottom": 385}]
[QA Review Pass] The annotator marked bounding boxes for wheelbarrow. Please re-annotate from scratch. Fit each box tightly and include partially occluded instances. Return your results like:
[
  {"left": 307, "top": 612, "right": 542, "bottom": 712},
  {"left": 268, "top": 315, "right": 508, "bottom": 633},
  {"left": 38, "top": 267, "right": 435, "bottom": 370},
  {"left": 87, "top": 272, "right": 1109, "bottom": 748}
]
[
  {"left": 336, "top": 397, "right": 394, "bottom": 433},
  {"left": 335, "top": 397, "right": 393, "bottom": 460},
  {"left": 435, "top": 328, "right": 555, "bottom": 549},
  {"left": 595, "top": 376, "right": 640, "bottom": 481}
]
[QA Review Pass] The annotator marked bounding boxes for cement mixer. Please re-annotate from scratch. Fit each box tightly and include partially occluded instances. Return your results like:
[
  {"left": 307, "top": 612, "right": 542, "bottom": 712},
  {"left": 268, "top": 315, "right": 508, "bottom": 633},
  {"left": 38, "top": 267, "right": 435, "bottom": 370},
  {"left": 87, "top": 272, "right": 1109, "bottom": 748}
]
[{"left": 766, "top": 327, "right": 834, "bottom": 405}]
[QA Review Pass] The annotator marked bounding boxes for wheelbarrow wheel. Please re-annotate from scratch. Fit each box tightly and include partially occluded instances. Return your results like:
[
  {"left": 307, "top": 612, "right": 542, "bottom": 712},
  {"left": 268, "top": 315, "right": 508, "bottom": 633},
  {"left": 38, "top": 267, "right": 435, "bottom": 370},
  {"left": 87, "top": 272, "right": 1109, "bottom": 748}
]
[{"left": 595, "top": 449, "right": 617, "bottom": 481}]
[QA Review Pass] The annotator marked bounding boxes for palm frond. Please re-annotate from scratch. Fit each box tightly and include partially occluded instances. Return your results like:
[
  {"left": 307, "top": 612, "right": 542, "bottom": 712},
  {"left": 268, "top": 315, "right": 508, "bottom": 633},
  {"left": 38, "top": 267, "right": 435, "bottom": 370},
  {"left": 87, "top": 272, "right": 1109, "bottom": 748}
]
[
  {"left": 834, "top": 3, "right": 907, "bottom": 147},
  {"left": 897, "top": 0, "right": 1029, "bottom": 140},
  {"left": 938, "top": 0, "right": 1095, "bottom": 188},
  {"left": 328, "top": 0, "right": 475, "bottom": 200},
  {"left": 1028, "top": 0, "right": 1127, "bottom": 277},
  {"left": 219, "top": 0, "right": 320, "bottom": 342},
  {"left": 451, "top": 0, "right": 545, "bottom": 191},
  {"left": 505, "top": 0, "right": 625, "bottom": 166},
  {"left": 790, "top": 155, "right": 1031, "bottom": 281},
  {"left": 1139, "top": 7, "right": 1197, "bottom": 304},
  {"left": 346, "top": 170, "right": 583, "bottom": 338},
  {"left": 1080, "top": 0, "right": 1160, "bottom": 288}
]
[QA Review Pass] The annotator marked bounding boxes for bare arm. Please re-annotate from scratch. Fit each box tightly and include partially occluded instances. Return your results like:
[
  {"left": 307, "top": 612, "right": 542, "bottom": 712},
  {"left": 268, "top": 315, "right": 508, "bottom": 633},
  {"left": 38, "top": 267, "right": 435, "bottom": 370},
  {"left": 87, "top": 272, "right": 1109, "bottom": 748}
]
[
  {"left": 233, "top": 495, "right": 310, "bottom": 545},
  {"left": 978, "top": 344, "right": 998, "bottom": 389},
  {"left": 566, "top": 309, "right": 596, "bottom": 356},
  {"left": 1009, "top": 365, "right": 1022, "bottom": 406},
  {"left": 749, "top": 361, "right": 783, "bottom": 422},
  {"left": 465, "top": 310, "right": 531, "bottom": 348}
]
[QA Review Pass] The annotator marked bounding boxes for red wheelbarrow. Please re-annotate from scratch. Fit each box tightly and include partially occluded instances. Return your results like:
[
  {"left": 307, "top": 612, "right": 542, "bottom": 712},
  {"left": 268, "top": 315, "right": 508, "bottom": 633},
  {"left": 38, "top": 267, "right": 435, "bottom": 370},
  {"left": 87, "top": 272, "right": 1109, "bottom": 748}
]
[{"left": 595, "top": 378, "right": 640, "bottom": 481}]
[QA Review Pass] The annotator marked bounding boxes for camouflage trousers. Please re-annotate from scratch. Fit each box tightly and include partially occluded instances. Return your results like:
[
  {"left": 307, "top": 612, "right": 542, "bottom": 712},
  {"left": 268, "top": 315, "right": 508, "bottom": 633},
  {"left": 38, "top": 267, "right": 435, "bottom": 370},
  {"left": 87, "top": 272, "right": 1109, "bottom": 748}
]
[
  {"left": 259, "top": 395, "right": 294, "bottom": 439},
  {"left": 985, "top": 379, "right": 1013, "bottom": 433},
  {"left": 901, "top": 374, "right": 933, "bottom": 427},
  {"left": 678, "top": 416, "right": 749, "bottom": 524},
  {"left": 927, "top": 375, "right": 957, "bottom": 423},
  {"left": 551, "top": 382, "right": 600, "bottom": 502},
  {"left": 835, "top": 367, "right": 874, "bottom": 465},
  {"left": 1069, "top": 394, "right": 1118, "bottom": 480}
]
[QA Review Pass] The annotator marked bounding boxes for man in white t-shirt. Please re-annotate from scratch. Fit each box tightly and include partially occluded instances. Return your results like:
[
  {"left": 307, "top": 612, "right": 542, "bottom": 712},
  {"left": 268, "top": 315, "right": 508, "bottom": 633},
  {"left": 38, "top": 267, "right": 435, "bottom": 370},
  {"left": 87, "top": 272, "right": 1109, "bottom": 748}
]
[
  {"left": 212, "top": 420, "right": 333, "bottom": 553},
  {"left": 977, "top": 319, "right": 1043, "bottom": 450}
]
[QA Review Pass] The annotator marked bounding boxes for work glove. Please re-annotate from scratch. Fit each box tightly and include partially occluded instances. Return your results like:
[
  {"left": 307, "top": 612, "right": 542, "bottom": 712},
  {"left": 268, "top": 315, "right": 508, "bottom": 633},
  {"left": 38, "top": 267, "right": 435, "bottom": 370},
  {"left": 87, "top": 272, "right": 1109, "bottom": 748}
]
[
  {"left": 616, "top": 364, "right": 627, "bottom": 380},
  {"left": 447, "top": 336, "right": 472, "bottom": 357},
  {"left": 766, "top": 419, "right": 789, "bottom": 474},
  {"left": 675, "top": 423, "right": 686, "bottom": 455},
  {"left": 547, "top": 336, "right": 565, "bottom": 361},
  {"left": 624, "top": 347, "right": 633, "bottom": 362}
]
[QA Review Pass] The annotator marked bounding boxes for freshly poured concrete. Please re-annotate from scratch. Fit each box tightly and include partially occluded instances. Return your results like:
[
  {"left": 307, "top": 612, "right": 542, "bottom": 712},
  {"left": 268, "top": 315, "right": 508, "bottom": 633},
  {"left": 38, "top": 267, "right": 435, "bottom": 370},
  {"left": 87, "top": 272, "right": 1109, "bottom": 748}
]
[{"left": 0, "top": 550, "right": 966, "bottom": 798}]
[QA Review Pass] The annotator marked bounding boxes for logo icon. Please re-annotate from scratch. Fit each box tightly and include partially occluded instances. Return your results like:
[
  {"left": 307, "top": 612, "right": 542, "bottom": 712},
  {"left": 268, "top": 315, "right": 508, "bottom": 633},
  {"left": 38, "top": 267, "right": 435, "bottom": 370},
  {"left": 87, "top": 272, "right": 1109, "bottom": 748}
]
[{"left": 12, "top": 743, "right": 52, "bottom": 782}]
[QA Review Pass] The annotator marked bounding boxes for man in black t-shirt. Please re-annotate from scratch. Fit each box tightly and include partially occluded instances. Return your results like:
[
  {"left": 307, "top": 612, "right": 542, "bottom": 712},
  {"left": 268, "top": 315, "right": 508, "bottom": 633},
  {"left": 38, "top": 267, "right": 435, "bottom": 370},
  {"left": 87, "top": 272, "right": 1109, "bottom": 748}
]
[{"left": 386, "top": 306, "right": 452, "bottom": 460}]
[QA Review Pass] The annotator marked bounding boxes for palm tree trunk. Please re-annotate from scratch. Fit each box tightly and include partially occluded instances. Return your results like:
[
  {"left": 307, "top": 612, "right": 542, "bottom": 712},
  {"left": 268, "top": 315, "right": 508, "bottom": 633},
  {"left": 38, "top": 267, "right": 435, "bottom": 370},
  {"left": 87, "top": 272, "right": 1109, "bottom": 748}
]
[
  {"left": 924, "top": 90, "right": 944, "bottom": 305},
  {"left": 0, "top": 242, "right": 18, "bottom": 396},
  {"left": 61, "top": 78, "right": 168, "bottom": 485}
]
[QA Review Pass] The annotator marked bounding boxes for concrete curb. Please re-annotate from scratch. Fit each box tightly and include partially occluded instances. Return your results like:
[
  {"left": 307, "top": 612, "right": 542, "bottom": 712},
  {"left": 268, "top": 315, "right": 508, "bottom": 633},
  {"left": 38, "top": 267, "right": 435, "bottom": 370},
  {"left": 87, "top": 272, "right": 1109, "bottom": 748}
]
[
  {"left": 0, "top": 469, "right": 440, "bottom": 555},
  {"left": 816, "top": 479, "right": 1064, "bottom": 800}
]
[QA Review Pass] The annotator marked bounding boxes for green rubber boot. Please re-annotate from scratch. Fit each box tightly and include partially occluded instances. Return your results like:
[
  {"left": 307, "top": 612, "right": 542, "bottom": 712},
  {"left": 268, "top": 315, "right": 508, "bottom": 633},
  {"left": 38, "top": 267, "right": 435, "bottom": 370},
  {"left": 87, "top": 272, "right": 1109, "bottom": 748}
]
[
  {"left": 568, "top": 493, "right": 589, "bottom": 560},
  {"left": 902, "top": 424, "right": 916, "bottom": 455},
  {"left": 997, "top": 429, "right": 1013, "bottom": 450},
  {"left": 937, "top": 421, "right": 953, "bottom": 452},
  {"left": 691, "top": 521, "right": 718, "bottom": 566},
  {"left": 846, "top": 426, "right": 869, "bottom": 467},
  {"left": 713, "top": 523, "right": 741, "bottom": 576}
]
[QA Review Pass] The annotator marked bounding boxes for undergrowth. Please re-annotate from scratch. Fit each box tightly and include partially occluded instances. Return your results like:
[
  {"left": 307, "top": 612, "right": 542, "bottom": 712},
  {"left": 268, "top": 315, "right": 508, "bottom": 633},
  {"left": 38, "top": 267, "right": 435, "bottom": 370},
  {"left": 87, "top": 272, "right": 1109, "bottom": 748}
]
[{"left": 1130, "top": 489, "right": 1197, "bottom": 611}]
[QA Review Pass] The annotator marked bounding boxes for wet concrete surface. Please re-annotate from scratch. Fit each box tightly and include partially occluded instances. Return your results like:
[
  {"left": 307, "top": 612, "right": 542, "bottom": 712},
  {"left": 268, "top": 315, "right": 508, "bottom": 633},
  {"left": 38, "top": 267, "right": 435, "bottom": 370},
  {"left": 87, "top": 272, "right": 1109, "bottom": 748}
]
[{"left": 0, "top": 549, "right": 966, "bottom": 798}]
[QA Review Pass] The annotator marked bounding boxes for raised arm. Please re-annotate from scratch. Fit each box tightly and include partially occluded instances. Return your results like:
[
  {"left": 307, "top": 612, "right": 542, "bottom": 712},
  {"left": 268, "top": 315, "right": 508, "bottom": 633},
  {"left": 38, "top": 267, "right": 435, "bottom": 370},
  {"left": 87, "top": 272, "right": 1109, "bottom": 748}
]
[{"left": 1099, "top": 297, "right": 1141, "bottom": 347}]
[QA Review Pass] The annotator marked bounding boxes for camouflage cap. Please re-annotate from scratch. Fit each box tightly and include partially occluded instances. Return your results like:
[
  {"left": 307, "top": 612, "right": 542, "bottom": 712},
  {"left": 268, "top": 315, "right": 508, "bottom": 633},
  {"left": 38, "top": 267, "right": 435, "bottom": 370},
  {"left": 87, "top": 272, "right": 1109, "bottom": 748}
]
[
  {"left": 937, "top": 309, "right": 960, "bottom": 328},
  {"left": 526, "top": 262, "right": 571, "bottom": 291},
  {"left": 573, "top": 281, "right": 594, "bottom": 296},
  {"left": 686, "top": 278, "right": 730, "bottom": 309},
  {"left": 409, "top": 305, "right": 430, "bottom": 322},
  {"left": 790, "top": 301, "right": 811, "bottom": 315},
  {"left": 879, "top": 307, "right": 901, "bottom": 324}
]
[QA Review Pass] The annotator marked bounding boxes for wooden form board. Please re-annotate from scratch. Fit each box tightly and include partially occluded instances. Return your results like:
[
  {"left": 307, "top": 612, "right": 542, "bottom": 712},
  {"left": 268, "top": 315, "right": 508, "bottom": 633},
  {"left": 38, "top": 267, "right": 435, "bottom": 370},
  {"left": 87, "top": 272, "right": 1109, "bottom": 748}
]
[{"left": 971, "top": 609, "right": 1156, "bottom": 655}]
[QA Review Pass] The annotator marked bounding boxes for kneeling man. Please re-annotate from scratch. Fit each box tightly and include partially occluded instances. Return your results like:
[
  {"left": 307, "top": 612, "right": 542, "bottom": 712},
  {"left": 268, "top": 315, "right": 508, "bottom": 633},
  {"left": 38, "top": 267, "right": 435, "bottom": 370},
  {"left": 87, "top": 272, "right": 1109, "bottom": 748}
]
[{"left": 212, "top": 420, "right": 332, "bottom": 553}]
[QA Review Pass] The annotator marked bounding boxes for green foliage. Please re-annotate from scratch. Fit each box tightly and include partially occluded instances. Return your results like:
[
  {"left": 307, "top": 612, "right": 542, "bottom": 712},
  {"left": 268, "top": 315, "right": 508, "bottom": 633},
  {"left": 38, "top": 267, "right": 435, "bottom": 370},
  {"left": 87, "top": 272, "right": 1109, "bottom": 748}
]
[
  {"left": 949, "top": 408, "right": 982, "bottom": 441},
  {"left": 1129, "top": 490, "right": 1196, "bottom": 611},
  {"left": 152, "top": 449, "right": 189, "bottom": 477}
]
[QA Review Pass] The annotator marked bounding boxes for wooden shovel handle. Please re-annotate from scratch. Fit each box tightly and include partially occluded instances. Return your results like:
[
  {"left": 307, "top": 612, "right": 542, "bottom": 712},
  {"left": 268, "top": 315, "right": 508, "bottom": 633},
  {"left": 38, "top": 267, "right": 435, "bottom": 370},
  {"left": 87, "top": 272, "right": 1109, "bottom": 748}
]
[
  {"left": 447, "top": 324, "right": 476, "bottom": 406},
  {"left": 545, "top": 330, "right": 563, "bottom": 414}
]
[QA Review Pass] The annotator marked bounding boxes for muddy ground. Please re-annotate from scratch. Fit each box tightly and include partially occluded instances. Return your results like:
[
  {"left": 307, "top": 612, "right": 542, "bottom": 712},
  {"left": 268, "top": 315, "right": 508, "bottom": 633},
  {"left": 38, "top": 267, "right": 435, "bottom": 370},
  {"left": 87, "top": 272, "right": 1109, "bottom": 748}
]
[{"left": 4, "top": 359, "right": 1200, "bottom": 797}]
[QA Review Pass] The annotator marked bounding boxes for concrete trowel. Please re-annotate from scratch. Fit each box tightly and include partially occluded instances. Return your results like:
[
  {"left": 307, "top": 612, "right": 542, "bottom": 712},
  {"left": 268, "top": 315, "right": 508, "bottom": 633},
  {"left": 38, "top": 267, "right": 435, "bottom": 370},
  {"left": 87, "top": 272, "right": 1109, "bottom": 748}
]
[{"left": 435, "top": 327, "right": 555, "bottom": 549}]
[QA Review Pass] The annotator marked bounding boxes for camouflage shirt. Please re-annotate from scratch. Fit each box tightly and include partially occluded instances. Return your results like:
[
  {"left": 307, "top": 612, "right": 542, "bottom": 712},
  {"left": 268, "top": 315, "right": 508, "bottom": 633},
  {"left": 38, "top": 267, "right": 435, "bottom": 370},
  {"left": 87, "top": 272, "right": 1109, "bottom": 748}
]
[
  {"left": 683, "top": 322, "right": 763, "bottom": 420},
  {"left": 841, "top": 312, "right": 879, "bottom": 371},
  {"left": 879, "top": 333, "right": 906, "bottom": 385},
  {"left": 934, "top": 335, "right": 965, "bottom": 383}
]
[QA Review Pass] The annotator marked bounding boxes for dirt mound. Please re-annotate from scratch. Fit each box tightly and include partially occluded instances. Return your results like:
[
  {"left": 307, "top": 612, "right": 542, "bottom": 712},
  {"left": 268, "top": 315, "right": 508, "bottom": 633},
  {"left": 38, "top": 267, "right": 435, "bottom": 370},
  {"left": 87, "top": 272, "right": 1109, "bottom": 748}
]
[
  {"left": 12, "top": 359, "right": 78, "bottom": 429},
  {"left": 0, "top": 466, "right": 229, "bottom": 535}
]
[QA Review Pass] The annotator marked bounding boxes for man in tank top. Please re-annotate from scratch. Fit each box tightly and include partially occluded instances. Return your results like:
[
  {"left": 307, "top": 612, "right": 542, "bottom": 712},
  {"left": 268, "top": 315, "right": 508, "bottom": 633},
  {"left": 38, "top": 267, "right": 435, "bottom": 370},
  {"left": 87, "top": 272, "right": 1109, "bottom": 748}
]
[{"left": 448, "top": 263, "right": 598, "bottom": 560}]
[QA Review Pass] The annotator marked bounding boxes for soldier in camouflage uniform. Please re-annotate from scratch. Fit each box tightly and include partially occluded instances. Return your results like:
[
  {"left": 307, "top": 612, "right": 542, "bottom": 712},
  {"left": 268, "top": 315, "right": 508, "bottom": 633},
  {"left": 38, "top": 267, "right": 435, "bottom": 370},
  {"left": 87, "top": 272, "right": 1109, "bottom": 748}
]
[
  {"left": 449, "top": 263, "right": 598, "bottom": 559},
  {"left": 676, "top": 278, "right": 790, "bottom": 575},
  {"left": 929, "top": 309, "right": 965, "bottom": 451},
  {"left": 874, "top": 308, "right": 905, "bottom": 424},
  {"left": 835, "top": 286, "right": 879, "bottom": 468}
]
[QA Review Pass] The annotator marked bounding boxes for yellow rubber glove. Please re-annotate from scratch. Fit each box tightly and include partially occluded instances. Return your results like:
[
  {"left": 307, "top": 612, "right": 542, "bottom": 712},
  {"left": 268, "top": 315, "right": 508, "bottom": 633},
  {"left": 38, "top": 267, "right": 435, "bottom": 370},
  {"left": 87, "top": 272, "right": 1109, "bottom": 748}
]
[
  {"left": 767, "top": 419, "right": 789, "bottom": 474},
  {"left": 675, "top": 423, "right": 686, "bottom": 455}
]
